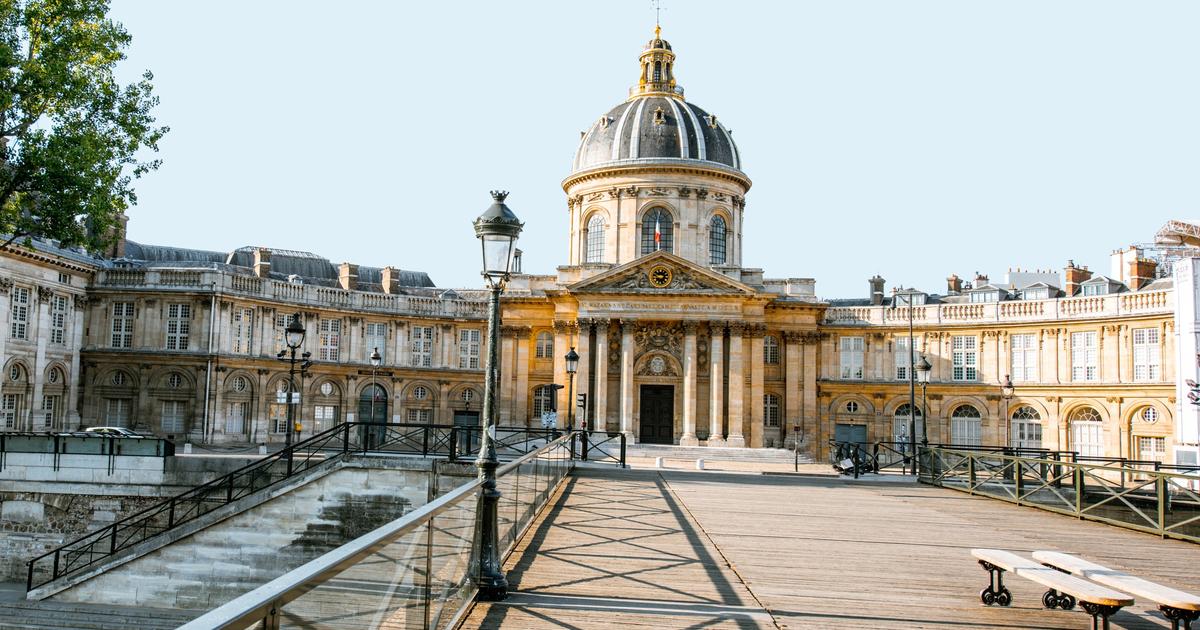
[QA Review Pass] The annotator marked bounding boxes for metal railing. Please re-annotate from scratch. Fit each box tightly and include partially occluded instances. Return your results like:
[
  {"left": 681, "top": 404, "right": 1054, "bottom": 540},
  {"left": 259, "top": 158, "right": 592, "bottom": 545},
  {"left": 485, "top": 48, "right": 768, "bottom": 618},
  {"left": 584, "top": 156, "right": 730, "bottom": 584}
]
[
  {"left": 575, "top": 430, "right": 628, "bottom": 467},
  {"left": 26, "top": 423, "right": 573, "bottom": 592},
  {"left": 920, "top": 447, "right": 1200, "bottom": 544},
  {"left": 178, "top": 432, "right": 577, "bottom": 629}
]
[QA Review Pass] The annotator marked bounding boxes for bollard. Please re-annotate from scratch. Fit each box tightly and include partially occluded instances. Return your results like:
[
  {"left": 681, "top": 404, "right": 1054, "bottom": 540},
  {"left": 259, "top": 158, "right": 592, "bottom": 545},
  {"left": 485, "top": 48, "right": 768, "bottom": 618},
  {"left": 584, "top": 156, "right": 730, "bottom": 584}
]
[
  {"left": 258, "top": 444, "right": 267, "bottom": 455},
  {"left": 696, "top": 458, "right": 705, "bottom": 470},
  {"left": 182, "top": 443, "right": 193, "bottom": 455},
  {"left": 655, "top": 456, "right": 664, "bottom": 469}
]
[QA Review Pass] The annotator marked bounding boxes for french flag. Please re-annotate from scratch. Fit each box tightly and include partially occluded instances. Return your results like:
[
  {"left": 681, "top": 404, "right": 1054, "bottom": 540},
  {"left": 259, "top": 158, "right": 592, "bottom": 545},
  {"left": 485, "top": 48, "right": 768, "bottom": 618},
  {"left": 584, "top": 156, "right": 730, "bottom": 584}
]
[{"left": 654, "top": 216, "right": 662, "bottom": 250}]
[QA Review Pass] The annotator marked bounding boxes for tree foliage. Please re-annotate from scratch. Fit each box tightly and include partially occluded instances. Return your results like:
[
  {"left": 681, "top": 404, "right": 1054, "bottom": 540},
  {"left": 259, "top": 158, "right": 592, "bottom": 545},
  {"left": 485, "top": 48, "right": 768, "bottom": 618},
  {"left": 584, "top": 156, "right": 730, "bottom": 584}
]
[{"left": 0, "top": 0, "right": 166, "bottom": 250}]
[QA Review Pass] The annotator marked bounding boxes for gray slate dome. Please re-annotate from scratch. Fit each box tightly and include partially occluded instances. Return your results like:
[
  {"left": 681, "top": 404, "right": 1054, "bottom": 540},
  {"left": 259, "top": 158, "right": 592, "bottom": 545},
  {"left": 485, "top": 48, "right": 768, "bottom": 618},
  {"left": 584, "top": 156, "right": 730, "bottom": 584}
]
[{"left": 572, "top": 96, "right": 742, "bottom": 174}]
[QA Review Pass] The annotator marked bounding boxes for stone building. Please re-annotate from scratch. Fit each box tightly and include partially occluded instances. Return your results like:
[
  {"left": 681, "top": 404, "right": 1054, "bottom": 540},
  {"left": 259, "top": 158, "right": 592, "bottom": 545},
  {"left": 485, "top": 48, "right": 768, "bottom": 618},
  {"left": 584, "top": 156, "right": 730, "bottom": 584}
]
[{"left": 0, "top": 26, "right": 1183, "bottom": 464}]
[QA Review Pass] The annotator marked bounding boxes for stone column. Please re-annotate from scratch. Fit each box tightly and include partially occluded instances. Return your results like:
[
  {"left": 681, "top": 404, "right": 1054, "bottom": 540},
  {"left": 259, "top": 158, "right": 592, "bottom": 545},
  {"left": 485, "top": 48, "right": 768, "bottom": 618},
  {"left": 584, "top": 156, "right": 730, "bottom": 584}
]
[
  {"left": 785, "top": 332, "right": 801, "bottom": 445},
  {"left": 514, "top": 326, "right": 531, "bottom": 427},
  {"left": 620, "top": 320, "right": 636, "bottom": 441},
  {"left": 726, "top": 322, "right": 746, "bottom": 447},
  {"left": 67, "top": 295, "right": 86, "bottom": 430},
  {"left": 749, "top": 324, "right": 765, "bottom": 448},
  {"left": 802, "top": 333, "right": 819, "bottom": 449},
  {"left": 31, "top": 287, "right": 52, "bottom": 431},
  {"left": 680, "top": 321, "right": 699, "bottom": 446},
  {"left": 575, "top": 319, "right": 591, "bottom": 431},
  {"left": 394, "top": 322, "right": 408, "bottom": 368},
  {"left": 1055, "top": 328, "right": 1069, "bottom": 383},
  {"left": 499, "top": 326, "right": 515, "bottom": 426},
  {"left": 553, "top": 320, "right": 571, "bottom": 421},
  {"left": 593, "top": 320, "right": 610, "bottom": 432},
  {"left": 708, "top": 323, "right": 726, "bottom": 446},
  {"left": 1101, "top": 324, "right": 1120, "bottom": 383}
]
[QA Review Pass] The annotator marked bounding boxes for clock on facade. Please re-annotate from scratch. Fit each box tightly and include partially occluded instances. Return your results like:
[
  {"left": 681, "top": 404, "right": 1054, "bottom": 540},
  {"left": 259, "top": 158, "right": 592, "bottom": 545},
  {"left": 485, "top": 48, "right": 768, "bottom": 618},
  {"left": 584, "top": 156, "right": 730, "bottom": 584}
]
[{"left": 648, "top": 265, "right": 673, "bottom": 288}]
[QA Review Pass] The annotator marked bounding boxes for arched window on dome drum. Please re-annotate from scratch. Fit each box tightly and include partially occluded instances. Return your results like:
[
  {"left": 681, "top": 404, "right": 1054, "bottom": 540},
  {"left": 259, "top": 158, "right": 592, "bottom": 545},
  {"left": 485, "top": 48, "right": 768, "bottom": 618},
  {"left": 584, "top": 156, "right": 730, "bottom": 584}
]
[
  {"left": 640, "top": 208, "right": 673, "bottom": 255},
  {"left": 653, "top": 61, "right": 662, "bottom": 82},
  {"left": 586, "top": 215, "right": 605, "bottom": 263},
  {"left": 709, "top": 215, "right": 727, "bottom": 265}
]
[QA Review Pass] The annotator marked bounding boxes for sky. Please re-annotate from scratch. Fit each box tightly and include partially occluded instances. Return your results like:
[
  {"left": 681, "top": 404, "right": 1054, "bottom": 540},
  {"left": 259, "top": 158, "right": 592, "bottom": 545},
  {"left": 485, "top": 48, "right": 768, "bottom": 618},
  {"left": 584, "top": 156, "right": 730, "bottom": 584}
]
[{"left": 107, "top": 0, "right": 1200, "bottom": 299}]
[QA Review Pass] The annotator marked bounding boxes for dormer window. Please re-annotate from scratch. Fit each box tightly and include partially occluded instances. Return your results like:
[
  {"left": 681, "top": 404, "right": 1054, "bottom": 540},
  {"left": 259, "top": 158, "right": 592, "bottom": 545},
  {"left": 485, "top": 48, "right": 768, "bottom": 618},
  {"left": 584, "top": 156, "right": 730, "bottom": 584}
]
[
  {"left": 706, "top": 114, "right": 718, "bottom": 128},
  {"left": 599, "top": 116, "right": 610, "bottom": 129},
  {"left": 970, "top": 291, "right": 999, "bottom": 303},
  {"left": 1023, "top": 287, "right": 1050, "bottom": 300},
  {"left": 652, "top": 107, "right": 666, "bottom": 125},
  {"left": 1082, "top": 284, "right": 1107, "bottom": 296}
]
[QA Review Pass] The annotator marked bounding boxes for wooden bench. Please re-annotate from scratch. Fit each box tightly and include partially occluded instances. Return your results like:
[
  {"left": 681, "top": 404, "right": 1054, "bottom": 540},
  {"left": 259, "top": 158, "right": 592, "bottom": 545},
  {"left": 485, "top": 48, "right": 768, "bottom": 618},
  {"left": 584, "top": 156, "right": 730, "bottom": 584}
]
[
  {"left": 971, "top": 549, "right": 1134, "bottom": 629},
  {"left": 1034, "top": 551, "right": 1200, "bottom": 630}
]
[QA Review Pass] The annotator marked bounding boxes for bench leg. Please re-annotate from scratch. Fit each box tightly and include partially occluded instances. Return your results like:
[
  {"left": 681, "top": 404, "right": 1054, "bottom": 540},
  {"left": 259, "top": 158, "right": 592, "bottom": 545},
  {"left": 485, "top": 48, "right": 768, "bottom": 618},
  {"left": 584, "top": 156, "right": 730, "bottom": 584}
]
[
  {"left": 1080, "top": 603, "right": 1123, "bottom": 630},
  {"left": 976, "top": 560, "right": 1013, "bottom": 607},
  {"left": 1161, "top": 605, "right": 1199, "bottom": 630},
  {"left": 1042, "top": 589, "right": 1076, "bottom": 610}
]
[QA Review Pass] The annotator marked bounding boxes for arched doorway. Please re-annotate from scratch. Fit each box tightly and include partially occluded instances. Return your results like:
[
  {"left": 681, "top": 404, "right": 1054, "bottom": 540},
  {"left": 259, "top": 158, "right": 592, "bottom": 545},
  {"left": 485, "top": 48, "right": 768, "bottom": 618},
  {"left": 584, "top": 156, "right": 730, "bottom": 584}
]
[{"left": 358, "top": 384, "right": 388, "bottom": 450}]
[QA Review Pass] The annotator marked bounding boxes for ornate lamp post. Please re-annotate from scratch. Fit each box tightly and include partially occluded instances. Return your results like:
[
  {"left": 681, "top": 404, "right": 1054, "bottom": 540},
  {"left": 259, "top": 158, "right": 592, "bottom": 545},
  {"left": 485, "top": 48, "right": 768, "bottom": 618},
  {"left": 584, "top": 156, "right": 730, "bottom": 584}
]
[
  {"left": 275, "top": 313, "right": 306, "bottom": 449},
  {"left": 565, "top": 347, "right": 579, "bottom": 430},
  {"left": 1001, "top": 374, "right": 1015, "bottom": 449},
  {"left": 915, "top": 355, "right": 932, "bottom": 445},
  {"left": 473, "top": 190, "right": 523, "bottom": 601},
  {"left": 369, "top": 347, "right": 382, "bottom": 449}
]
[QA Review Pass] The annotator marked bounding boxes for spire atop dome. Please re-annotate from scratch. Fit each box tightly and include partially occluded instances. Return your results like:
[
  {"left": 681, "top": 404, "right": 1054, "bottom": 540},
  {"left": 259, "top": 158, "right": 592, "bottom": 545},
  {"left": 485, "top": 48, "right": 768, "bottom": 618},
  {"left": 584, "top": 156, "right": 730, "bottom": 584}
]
[{"left": 632, "top": 25, "right": 681, "bottom": 99}]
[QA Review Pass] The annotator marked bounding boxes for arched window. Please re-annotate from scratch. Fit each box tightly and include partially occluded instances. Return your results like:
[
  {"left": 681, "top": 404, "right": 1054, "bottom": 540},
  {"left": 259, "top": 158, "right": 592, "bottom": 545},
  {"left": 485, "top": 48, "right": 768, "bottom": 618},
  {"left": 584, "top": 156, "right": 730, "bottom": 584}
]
[
  {"left": 763, "top": 394, "right": 781, "bottom": 427},
  {"left": 585, "top": 215, "right": 606, "bottom": 263},
  {"left": 893, "top": 403, "right": 923, "bottom": 444},
  {"left": 1070, "top": 407, "right": 1104, "bottom": 457},
  {"left": 709, "top": 215, "right": 727, "bottom": 265},
  {"left": 532, "top": 385, "right": 555, "bottom": 420},
  {"left": 640, "top": 208, "right": 674, "bottom": 255},
  {"left": 535, "top": 332, "right": 554, "bottom": 359},
  {"left": 763, "top": 335, "right": 780, "bottom": 365},
  {"left": 1010, "top": 405, "right": 1042, "bottom": 450},
  {"left": 950, "top": 404, "right": 982, "bottom": 446}
]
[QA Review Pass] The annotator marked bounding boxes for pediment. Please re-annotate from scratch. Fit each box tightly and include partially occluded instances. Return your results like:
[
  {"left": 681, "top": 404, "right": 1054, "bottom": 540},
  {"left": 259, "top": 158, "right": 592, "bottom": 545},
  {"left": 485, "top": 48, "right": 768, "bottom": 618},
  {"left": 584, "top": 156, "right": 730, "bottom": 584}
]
[{"left": 567, "top": 251, "right": 756, "bottom": 295}]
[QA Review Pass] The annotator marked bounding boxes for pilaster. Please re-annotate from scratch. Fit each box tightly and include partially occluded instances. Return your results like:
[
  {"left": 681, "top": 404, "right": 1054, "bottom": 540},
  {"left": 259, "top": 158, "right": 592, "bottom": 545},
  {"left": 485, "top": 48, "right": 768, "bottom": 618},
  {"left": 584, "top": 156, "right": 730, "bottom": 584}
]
[
  {"left": 620, "top": 320, "right": 635, "bottom": 441},
  {"left": 726, "top": 322, "right": 746, "bottom": 447},
  {"left": 708, "top": 322, "right": 726, "bottom": 446},
  {"left": 594, "top": 320, "right": 610, "bottom": 431},
  {"left": 680, "top": 320, "right": 699, "bottom": 445}
]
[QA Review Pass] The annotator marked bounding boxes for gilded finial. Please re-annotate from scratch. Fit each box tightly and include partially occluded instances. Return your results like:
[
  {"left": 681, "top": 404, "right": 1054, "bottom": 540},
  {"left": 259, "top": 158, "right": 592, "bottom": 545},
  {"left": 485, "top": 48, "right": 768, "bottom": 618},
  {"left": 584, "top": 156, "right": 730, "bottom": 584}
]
[{"left": 655, "top": 24, "right": 661, "bottom": 39}]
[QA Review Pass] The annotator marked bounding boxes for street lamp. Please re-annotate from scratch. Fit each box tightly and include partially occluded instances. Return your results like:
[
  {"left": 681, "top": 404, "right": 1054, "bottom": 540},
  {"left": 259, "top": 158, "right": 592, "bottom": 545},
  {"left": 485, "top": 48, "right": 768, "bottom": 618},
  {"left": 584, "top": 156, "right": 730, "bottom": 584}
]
[
  {"left": 915, "top": 355, "right": 931, "bottom": 446},
  {"left": 275, "top": 313, "right": 306, "bottom": 449},
  {"left": 1001, "top": 374, "right": 1015, "bottom": 449},
  {"left": 894, "top": 287, "right": 921, "bottom": 475},
  {"left": 565, "top": 347, "right": 579, "bottom": 430},
  {"left": 368, "top": 347, "right": 382, "bottom": 449},
  {"left": 473, "top": 190, "right": 523, "bottom": 601}
]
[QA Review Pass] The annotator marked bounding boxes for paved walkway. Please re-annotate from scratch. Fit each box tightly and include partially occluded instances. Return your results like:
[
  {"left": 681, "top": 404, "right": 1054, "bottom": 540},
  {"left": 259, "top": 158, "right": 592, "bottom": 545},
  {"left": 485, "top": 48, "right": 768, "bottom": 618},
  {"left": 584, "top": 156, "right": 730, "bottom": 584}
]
[{"left": 465, "top": 468, "right": 1200, "bottom": 629}]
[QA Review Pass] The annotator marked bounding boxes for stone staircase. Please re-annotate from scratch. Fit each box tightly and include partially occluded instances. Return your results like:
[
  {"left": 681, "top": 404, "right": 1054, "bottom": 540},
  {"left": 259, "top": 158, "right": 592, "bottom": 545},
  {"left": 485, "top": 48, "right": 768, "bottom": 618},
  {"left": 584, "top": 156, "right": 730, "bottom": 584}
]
[{"left": 0, "top": 600, "right": 196, "bottom": 629}]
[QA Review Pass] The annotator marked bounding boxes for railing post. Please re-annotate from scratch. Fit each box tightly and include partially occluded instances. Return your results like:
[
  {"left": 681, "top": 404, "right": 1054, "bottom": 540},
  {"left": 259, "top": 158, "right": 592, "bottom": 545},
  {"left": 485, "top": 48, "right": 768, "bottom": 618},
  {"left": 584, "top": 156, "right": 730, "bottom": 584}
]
[
  {"left": 1074, "top": 465, "right": 1084, "bottom": 517},
  {"left": 342, "top": 423, "right": 350, "bottom": 454},
  {"left": 967, "top": 455, "right": 976, "bottom": 491},
  {"left": 872, "top": 443, "right": 880, "bottom": 474},
  {"left": 26, "top": 560, "right": 33, "bottom": 592},
  {"left": 582, "top": 430, "right": 589, "bottom": 461},
  {"left": 52, "top": 550, "right": 59, "bottom": 580},
  {"left": 110, "top": 522, "right": 118, "bottom": 553},
  {"left": 449, "top": 427, "right": 458, "bottom": 462},
  {"left": 167, "top": 498, "right": 176, "bottom": 528},
  {"left": 1013, "top": 456, "right": 1024, "bottom": 504},
  {"left": 1157, "top": 474, "right": 1168, "bottom": 538},
  {"left": 227, "top": 474, "right": 235, "bottom": 502},
  {"left": 286, "top": 446, "right": 294, "bottom": 477},
  {"left": 422, "top": 425, "right": 430, "bottom": 456},
  {"left": 569, "top": 432, "right": 577, "bottom": 460},
  {"left": 619, "top": 433, "right": 627, "bottom": 468}
]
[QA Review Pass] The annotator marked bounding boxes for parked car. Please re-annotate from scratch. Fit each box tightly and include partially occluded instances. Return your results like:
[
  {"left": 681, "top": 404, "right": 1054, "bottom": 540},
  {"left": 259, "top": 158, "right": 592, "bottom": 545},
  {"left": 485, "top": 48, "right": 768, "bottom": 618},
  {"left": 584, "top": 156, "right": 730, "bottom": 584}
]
[{"left": 83, "top": 426, "right": 142, "bottom": 438}]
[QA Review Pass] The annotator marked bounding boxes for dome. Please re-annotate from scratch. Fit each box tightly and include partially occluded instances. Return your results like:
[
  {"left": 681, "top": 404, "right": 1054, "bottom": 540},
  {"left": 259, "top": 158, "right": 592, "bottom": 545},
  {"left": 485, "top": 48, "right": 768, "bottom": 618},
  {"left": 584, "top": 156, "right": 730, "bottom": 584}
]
[{"left": 572, "top": 96, "right": 742, "bottom": 174}]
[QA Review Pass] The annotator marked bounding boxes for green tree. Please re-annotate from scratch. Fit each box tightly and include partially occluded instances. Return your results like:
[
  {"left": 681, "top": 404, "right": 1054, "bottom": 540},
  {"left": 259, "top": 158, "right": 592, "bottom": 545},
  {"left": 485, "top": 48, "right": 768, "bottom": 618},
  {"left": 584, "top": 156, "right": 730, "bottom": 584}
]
[{"left": 0, "top": 0, "right": 166, "bottom": 251}]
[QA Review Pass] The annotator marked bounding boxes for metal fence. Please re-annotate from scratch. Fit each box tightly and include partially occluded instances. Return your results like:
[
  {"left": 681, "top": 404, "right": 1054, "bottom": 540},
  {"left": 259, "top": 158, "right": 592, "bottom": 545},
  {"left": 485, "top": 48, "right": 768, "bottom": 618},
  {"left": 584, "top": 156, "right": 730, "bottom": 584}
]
[
  {"left": 920, "top": 447, "right": 1200, "bottom": 544},
  {"left": 178, "top": 432, "right": 576, "bottom": 629}
]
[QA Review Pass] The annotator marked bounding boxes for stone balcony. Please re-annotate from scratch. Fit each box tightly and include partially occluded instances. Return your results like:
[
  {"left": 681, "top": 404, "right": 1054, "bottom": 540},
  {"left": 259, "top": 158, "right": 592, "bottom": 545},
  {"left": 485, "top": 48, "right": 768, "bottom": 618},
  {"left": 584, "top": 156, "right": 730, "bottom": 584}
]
[{"left": 823, "top": 289, "right": 1173, "bottom": 326}]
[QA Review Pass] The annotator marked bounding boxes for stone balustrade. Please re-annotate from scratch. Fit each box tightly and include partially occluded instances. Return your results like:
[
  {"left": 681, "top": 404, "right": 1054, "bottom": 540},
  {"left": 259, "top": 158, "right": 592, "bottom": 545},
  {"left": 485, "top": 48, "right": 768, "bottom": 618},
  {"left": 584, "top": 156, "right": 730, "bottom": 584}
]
[{"left": 823, "top": 289, "right": 1173, "bottom": 326}]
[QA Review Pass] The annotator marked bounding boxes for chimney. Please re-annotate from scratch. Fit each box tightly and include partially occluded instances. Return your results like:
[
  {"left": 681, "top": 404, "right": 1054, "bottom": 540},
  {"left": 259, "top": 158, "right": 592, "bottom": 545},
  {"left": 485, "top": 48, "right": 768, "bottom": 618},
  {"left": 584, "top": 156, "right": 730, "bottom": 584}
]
[
  {"left": 946, "top": 274, "right": 962, "bottom": 294},
  {"left": 973, "top": 271, "right": 989, "bottom": 287},
  {"left": 1063, "top": 260, "right": 1092, "bottom": 296},
  {"left": 253, "top": 248, "right": 272, "bottom": 278},
  {"left": 1127, "top": 258, "right": 1157, "bottom": 291},
  {"left": 338, "top": 262, "right": 359, "bottom": 291},
  {"left": 868, "top": 275, "right": 885, "bottom": 306},
  {"left": 381, "top": 266, "right": 400, "bottom": 294},
  {"left": 104, "top": 212, "right": 130, "bottom": 258}
]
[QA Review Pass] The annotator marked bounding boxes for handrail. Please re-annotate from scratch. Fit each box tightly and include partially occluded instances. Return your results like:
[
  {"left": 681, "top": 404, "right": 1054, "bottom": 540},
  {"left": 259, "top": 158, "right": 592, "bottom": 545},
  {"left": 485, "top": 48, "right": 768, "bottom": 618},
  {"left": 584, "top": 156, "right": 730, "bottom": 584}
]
[{"left": 178, "top": 432, "right": 578, "bottom": 630}]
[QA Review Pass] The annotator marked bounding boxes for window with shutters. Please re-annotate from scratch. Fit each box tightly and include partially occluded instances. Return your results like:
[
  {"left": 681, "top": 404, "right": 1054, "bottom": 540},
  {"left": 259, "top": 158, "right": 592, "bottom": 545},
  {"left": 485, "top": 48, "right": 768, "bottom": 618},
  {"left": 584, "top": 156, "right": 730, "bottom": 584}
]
[
  {"left": 1132, "top": 327, "right": 1160, "bottom": 381},
  {"left": 272, "top": 314, "right": 290, "bottom": 354},
  {"left": 1071, "top": 331, "right": 1098, "bottom": 382},
  {"left": 42, "top": 395, "right": 61, "bottom": 430},
  {"left": 111, "top": 302, "right": 134, "bottom": 348},
  {"left": 365, "top": 322, "right": 388, "bottom": 362},
  {"left": 50, "top": 295, "right": 68, "bottom": 345},
  {"left": 839, "top": 336, "right": 864, "bottom": 380},
  {"left": 104, "top": 398, "right": 131, "bottom": 427},
  {"left": 1010, "top": 334, "right": 1038, "bottom": 382},
  {"left": 952, "top": 336, "right": 977, "bottom": 381},
  {"left": 9, "top": 286, "right": 29, "bottom": 339},
  {"left": 950, "top": 405, "right": 982, "bottom": 445},
  {"left": 314, "top": 405, "right": 339, "bottom": 431},
  {"left": 165, "top": 303, "right": 191, "bottom": 350},
  {"left": 319, "top": 319, "right": 341, "bottom": 361},
  {"left": 458, "top": 329, "right": 481, "bottom": 369},
  {"left": 1138, "top": 436, "right": 1166, "bottom": 463},
  {"left": 1070, "top": 407, "right": 1104, "bottom": 457},
  {"left": 892, "top": 404, "right": 924, "bottom": 444},
  {"left": 232, "top": 308, "right": 254, "bottom": 354},
  {"left": 1010, "top": 406, "right": 1043, "bottom": 450},
  {"left": 1, "top": 394, "right": 19, "bottom": 429},
  {"left": 226, "top": 401, "right": 249, "bottom": 435},
  {"left": 161, "top": 401, "right": 186, "bottom": 433},
  {"left": 410, "top": 326, "right": 433, "bottom": 367}
]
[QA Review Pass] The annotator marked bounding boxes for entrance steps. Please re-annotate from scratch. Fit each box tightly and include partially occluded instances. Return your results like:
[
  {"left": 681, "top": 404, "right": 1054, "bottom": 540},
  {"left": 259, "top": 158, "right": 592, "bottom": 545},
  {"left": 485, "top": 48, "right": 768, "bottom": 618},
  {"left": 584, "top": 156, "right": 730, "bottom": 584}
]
[
  {"left": 618, "top": 443, "right": 814, "bottom": 464},
  {"left": 0, "top": 600, "right": 196, "bottom": 630}
]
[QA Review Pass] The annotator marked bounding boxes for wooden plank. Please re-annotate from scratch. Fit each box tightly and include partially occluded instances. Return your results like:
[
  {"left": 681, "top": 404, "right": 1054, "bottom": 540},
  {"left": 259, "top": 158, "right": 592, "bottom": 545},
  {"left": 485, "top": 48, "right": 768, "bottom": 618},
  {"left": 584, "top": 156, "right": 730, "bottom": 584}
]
[{"left": 1035, "top": 551, "right": 1200, "bottom": 611}]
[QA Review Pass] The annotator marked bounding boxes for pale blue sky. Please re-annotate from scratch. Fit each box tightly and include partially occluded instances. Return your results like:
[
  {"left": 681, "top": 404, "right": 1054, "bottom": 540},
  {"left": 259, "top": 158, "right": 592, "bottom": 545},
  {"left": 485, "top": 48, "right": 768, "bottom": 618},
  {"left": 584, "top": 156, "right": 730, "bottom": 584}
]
[{"left": 108, "top": 1, "right": 1200, "bottom": 298}]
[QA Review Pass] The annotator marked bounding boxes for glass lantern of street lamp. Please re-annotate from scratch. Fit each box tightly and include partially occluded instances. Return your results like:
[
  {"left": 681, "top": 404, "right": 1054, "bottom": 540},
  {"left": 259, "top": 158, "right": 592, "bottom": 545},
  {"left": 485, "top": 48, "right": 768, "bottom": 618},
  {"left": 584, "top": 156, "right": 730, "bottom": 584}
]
[
  {"left": 565, "top": 347, "right": 579, "bottom": 375},
  {"left": 285, "top": 313, "right": 306, "bottom": 350},
  {"left": 915, "top": 355, "right": 932, "bottom": 385},
  {"left": 473, "top": 191, "right": 524, "bottom": 288},
  {"left": 1001, "top": 374, "right": 1015, "bottom": 400},
  {"left": 370, "top": 347, "right": 382, "bottom": 368}
]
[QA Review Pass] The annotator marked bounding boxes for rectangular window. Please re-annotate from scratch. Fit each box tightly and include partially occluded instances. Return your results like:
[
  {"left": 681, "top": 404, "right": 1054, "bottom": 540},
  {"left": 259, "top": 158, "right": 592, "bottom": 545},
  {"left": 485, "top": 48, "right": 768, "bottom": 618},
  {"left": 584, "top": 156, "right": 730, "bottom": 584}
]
[
  {"left": 365, "top": 322, "right": 388, "bottom": 362},
  {"left": 1, "top": 394, "right": 19, "bottom": 429},
  {"left": 839, "top": 336, "right": 864, "bottom": 380},
  {"left": 272, "top": 314, "right": 290, "bottom": 354},
  {"left": 42, "top": 395, "right": 61, "bottom": 430},
  {"left": 111, "top": 302, "right": 135, "bottom": 348},
  {"left": 10, "top": 286, "right": 30, "bottom": 339},
  {"left": 411, "top": 325, "right": 433, "bottom": 367},
  {"left": 1010, "top": 334, "right": 1039, "bottom": 382},
  {"left": 1138, "top": 436, "right": 1166, "bottom": 464},
  {"left": 269, "top": 403, "right": 289, "bottom": 433},
  {"left": 1071, "top": 331, "right": 1098, "bottom": 382},
  {"left": 314, "top": 405, "right": 339, "bottom": 432},
  {"left": 894, "top": 337, "right": 911, "bottom": 380},
  {"left": 104, "top": 398, "right": 131, "bottom": 428},
  {"left": 952, "top": 336, "right": 977, "bottom": 381},
  {"left": 232, "top": 308, "right": 254, "bottom": 354},
  {"left": 1082, "top": 284, "right": 1106, "bottom": 296},
  {"left": 951, "top": 417, "right": 982, "bottom": 445},
  {"left": 1132, "top": 327, "right": 1160, "bottom": 382},
  {"left": 225, "top": 401, "right": 248, "bottom": 435},
  {"left": 165, "top": 303, "right": 191, "bottom": 350},
  {"left": 319, "top": 319, "right": 341, "bottom": 362},
  {"left": 161, "top": 401, "right": 186, "bottom": 434},
  {"left": 407, "top": 408, "right": 431, "bottom": 423},
  {"left": 458, "top": 329, "right": 481, "bottom": 369},
  {"left": 49, "top": 295, "right": 68, "bottom": 345}
]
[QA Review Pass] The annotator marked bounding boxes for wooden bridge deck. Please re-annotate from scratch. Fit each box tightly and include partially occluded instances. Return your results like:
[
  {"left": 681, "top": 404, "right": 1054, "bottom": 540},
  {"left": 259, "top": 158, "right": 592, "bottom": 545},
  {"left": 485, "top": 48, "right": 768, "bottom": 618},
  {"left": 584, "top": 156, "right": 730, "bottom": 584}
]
[{"left": 463, "top": 468, "right": 1199, "bottom": 629}]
